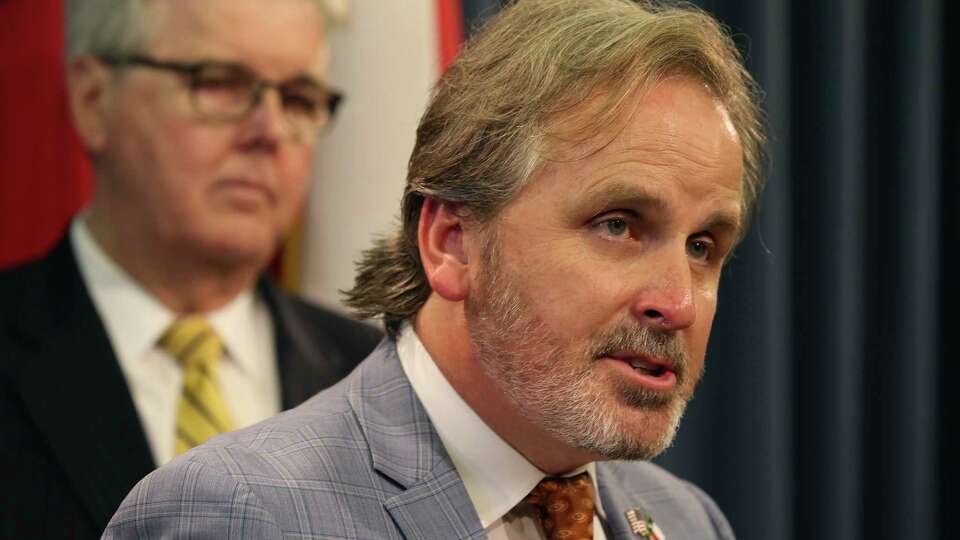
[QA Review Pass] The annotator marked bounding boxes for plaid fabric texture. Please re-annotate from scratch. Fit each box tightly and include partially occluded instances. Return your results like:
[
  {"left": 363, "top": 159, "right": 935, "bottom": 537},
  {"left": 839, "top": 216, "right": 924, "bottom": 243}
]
[{"left": 103, "top": 339, "right": 734, "bottom": 539}]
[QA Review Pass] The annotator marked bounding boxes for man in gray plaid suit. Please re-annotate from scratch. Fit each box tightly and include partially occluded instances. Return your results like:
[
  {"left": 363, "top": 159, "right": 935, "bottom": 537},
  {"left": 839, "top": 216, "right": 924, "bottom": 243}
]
[{"left": 105, "top": 0, "right": 766, "bottom": 538}]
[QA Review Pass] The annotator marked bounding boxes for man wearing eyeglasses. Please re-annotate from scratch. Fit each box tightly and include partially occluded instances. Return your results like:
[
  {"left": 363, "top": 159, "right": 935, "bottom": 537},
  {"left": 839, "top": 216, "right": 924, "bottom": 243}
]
[{"left": 0, "top": 1, "right": 380, "bottom": 537}]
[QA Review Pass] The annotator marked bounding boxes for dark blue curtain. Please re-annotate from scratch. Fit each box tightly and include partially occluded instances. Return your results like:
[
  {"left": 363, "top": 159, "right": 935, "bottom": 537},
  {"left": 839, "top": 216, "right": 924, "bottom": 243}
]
[{"left": 464, "top": 1, "right": 953, "bottom": 538}]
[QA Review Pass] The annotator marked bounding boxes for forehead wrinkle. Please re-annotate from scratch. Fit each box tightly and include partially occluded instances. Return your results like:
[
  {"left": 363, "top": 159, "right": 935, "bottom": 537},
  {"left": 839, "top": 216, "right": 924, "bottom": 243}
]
[
  {"left": 610, "top": 136, "right": 729, "bottom": 173},
  {"left": 574, "top": 143, "right": 726, "bottom": 206},
  {"left": 598, "top": 129, "right": 745, "bottom": 230}
]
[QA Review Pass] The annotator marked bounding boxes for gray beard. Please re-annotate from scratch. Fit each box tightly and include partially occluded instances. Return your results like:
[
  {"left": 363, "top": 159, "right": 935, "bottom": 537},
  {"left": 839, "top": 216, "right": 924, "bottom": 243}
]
[{"left": 464, "top": 243, "right": 695, "bottom": 461}]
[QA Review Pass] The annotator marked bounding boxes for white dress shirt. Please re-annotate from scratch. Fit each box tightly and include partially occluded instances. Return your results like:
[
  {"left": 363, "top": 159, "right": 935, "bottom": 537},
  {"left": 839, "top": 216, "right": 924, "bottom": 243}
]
[
  {"left": 71, "top": 217, "right": 280, "bottom": 465},
  {"left": 396, "top": 324, "right": 609, "bottom": 540}
]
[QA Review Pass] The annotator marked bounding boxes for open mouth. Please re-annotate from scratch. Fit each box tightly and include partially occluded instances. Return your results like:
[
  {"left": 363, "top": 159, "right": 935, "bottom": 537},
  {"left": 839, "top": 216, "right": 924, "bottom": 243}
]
[
  {"left": 598, "top": 352, "right": 679, "bottom": 392},
  {"left": 627, "top": 357, "right": 669, "bottom": 378}
]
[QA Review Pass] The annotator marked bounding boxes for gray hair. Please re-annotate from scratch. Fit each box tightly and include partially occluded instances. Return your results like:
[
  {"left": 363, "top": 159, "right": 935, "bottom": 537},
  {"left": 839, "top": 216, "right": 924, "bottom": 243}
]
[
  {"left": 66, "top": 0, "right": 345, "bottom": 62},
  {"left": 345, "top": 0, "right": 767, "bottom": 335}
]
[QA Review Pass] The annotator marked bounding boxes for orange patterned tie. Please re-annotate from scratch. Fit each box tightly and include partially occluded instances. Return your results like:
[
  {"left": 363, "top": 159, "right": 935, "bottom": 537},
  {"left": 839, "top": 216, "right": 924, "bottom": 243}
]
[{"left": 524, "top": 473, "right": 595, "bottom": 540}]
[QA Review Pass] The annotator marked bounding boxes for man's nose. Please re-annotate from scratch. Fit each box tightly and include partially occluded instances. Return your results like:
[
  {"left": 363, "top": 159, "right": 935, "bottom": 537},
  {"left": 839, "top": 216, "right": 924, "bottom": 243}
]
[
  {"left": 238, "top": 88, "right": 287, "bottom": 148},
  {"left": 629, "top": 248, "right": 697, "bottom": 332}
]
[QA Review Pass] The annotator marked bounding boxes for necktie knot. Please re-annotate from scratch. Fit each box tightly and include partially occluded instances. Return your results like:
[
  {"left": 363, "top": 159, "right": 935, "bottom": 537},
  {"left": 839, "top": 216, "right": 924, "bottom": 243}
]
[
  {"left": 159, "top": 316, "right": 223, "bottom": 371},
  {"left": 524, "top": 472, "right": 595, "bottom": 540}
]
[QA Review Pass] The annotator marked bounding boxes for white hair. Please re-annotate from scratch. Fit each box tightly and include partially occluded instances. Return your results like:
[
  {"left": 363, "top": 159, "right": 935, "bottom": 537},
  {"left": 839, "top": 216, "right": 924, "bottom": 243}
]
[{"left": 66, "top": 0, "right": 346, "bottom": 61}]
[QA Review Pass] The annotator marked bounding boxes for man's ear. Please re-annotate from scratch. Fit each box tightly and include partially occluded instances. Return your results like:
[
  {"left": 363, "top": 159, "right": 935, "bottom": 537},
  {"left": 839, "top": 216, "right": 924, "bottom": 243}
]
[
  {"left": 66, "top": 55, "right": 114, "bottom": 152},
  {"left": 418, "top": 197, "right": 470, "bottom": 302}
]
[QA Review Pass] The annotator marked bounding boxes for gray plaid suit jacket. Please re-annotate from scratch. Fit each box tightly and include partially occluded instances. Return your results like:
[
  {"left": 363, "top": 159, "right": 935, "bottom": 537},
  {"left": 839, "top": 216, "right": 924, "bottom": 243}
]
[{"left": 103, "top": 338, "right": 735, "bottom": 539}]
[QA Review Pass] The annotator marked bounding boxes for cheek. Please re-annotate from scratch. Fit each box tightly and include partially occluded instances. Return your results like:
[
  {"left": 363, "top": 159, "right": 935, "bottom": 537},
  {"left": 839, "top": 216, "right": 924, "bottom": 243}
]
[
  {"left": 169, "top": 127, "right": 234, "bottom": 177},
  {"left": 281, "top": 147, "right": 313, "bottom": 187},
  {"left": 512, "top": 238, "right": 631, "bottom": 334},
  {"left": 689, "top": 288, "right": 719, "bottom": 359},
  {"left": 117, "top": 84, "right": 230, "bottom": 184},
  {"left": 122, "top": 121, "right": 231, "bottom": 204},
  {"left": 274, "top": 147, "right": 314, "bottom": 212},
  {"left": 149, "top": 130, "right": 233, "bottom": 225}
]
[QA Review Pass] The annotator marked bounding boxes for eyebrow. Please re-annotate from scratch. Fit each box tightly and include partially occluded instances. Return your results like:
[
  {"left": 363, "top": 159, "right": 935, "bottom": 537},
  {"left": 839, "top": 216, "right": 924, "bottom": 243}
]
[
  {"left": 700, "top": 208, "right": 742, "bottom": 238},
  {"left": 286, "top": 74, "right": 326, "bottom": 88},
  {"left": 578, "top": 181, "right": 666, "bottom": 214},
  {"left": 577, "top": 180, "right": 743, "bottom": 236},
  {"left": 199, "top": 60, "right": 325, "bottom": 87}
]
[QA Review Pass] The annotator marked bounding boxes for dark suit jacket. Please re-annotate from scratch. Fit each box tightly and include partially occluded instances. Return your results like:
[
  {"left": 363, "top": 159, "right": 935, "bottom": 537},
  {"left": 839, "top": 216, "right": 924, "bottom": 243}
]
[{"left": 0, "top": 235, "right": 382, "bottom": 539}]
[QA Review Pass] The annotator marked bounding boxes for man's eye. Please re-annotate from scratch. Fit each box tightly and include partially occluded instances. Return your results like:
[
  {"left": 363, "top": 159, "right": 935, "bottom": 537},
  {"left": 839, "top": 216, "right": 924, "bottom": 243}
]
[
  {"left": 605, "top": 218, "right": 628, "bottom": 236},
  {"left": 194, "top": 77, "right": 228, "bottom": 88},
  {"left": 281, "top": 92, "right": 320, "bottom": 115},
  {"left": 193, "top": 76, "right": 250, "bottom": 92},
  {"left": 592, "top": 215, "right": 632, "bottom": 239},
  {"left": 687, "top": 238, "right": 714, "bottom": 262}
]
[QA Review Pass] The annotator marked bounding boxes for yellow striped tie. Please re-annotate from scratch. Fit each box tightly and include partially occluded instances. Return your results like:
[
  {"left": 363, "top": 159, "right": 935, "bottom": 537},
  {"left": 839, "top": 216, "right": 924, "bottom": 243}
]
[{"left": 159, "top": 316, "right": 234, "bottom": 455}]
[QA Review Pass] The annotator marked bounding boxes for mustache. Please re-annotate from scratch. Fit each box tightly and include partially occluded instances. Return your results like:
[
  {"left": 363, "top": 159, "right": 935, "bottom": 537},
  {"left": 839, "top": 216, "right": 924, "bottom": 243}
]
[{"left": 587, "top": 324, "right": 689, "bottom": 385}]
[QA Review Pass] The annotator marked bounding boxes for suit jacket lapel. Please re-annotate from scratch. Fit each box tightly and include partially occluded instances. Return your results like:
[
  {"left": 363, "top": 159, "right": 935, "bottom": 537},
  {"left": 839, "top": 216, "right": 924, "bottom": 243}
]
[
  {"left": 348, "top": 340, "right": 486, "bottom": 540},
  {"left": 9, "top": 237, "right": 154, "bottom": 531},
  {"left": 597, "top": 463, "right": 671, "bottom": 540},
  {"left": 598, "top": 464, "right": 647, "bottom": 539},
  {"left": 383, "top": 465, "right": 487, "bottom": 540},
  {"left": 257, "top": 278, "right": 350, "bottom": 408}
]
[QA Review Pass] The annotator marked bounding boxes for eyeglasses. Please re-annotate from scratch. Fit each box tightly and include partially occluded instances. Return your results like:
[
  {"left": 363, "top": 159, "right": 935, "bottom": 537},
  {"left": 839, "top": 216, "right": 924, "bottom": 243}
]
[{"left": 99, "top": 55, "right": 343, "bottom": 138}]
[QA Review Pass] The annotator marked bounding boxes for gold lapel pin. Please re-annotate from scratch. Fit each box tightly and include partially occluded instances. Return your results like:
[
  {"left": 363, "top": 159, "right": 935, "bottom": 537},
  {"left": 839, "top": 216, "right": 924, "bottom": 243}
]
[{"left": 625, "top": 508, "right": 663, "bottom": 539}]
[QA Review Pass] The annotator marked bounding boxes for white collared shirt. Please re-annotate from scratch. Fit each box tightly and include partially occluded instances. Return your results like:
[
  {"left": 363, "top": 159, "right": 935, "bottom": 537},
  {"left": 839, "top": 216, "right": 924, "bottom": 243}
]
[
  {"left": 396, "top": 324, "right": 609, "bottom": 540},
  {"left": 71, "top": 217, "right": 280, "bottom": 465}
]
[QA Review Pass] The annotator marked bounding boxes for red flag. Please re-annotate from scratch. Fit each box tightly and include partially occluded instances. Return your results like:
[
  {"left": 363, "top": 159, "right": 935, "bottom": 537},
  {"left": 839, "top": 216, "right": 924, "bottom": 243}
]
[
  {"left": 0, "top": 0, "right": 93, "bottom": 268},
  {"left": 436, "top": 0, "right": 465, "bottom": 73}
]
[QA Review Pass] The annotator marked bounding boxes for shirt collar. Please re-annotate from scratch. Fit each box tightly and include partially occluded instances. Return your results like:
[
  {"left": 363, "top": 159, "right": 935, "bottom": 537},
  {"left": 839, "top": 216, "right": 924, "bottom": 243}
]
[
  {"left": 396, "top": 323, "right": 606, "bottom": 528},
  {"left": 207, "top": 288, "right": 263, "bottom": 376},
  {"left": 71, "top": 216, "right": 261, "bottom": 373},
  {"left": 72, "top": 216, "right": 174, "bottom": 369}
]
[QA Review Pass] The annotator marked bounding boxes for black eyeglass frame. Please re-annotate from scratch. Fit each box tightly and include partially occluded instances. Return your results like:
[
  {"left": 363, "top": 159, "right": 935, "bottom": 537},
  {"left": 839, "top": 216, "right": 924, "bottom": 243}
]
[{"left": 98, "top": 55, "right": 343, "bottom": 127}]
